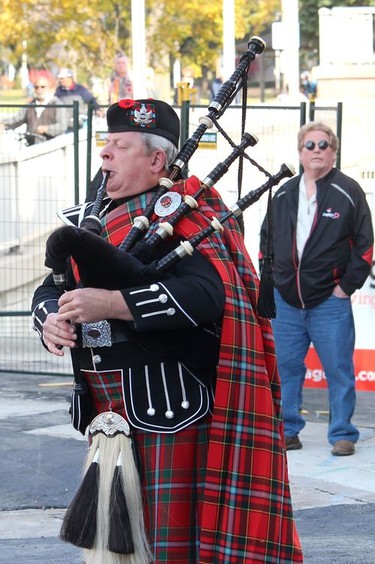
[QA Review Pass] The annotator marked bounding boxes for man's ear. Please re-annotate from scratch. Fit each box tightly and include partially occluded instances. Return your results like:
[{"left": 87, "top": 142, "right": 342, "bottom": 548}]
[{"left": 150, "top": 150, "right": 167, "bottom": 173}]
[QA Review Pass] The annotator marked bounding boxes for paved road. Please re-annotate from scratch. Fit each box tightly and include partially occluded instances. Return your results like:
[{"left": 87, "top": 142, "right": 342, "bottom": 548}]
[{"left": 0, "top": 373, "right": 374, "bottom": 563}]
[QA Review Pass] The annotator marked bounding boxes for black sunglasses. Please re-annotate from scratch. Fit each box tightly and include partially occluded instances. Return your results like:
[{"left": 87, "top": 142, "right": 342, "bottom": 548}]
[{"left": 303, "top": 140, "right": 332, "bottom": 151}]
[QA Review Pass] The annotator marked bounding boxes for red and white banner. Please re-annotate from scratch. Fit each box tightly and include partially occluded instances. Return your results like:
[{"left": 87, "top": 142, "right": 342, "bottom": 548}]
[{"left": 305, "top": 261, "right": 375, "bottom": 392}]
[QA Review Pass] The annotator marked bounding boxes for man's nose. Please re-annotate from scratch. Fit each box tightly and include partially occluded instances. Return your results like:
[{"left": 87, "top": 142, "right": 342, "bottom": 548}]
[{"left": 99, "top": 147, "right": 112, "bottom": 160}]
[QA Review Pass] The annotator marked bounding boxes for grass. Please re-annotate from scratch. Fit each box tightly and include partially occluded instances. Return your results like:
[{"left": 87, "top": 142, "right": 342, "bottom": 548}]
[
  {"left": 0, "top": 89, "right": 30, "bottom": 120},
  {"left": 0, "top": 89, "right": 29, "bottom": 104}
]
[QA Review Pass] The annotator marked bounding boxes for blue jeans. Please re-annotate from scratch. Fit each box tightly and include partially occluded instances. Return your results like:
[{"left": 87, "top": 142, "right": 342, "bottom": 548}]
[{"left": 272, "top": 289, "right": 359, "bottom": 445}]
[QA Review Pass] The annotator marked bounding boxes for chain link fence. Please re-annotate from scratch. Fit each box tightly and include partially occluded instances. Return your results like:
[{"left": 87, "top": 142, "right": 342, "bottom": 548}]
[{"left": 1, "top": 99, "right": 373, "bottom": 375}]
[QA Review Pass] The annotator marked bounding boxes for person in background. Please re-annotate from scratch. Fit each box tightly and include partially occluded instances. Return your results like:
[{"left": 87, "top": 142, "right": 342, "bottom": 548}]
[
  {"left": 300, "top": 71, "right": 317, "bottom": 101},
  {"left": 108, "top": 53, "right": 133, "bottom": 104},
  {"left": 55, "top": 68, "right": 102, "bottom": 128},
  {"left": 210, "top": 74, "right": 223, "bottom": 100},
  {"left": 260, "top": 121, "right": 373, "bottom": 456},
  {"left": 0, "top": 76, "right": 68, "bottom": 144},
  {"left": 32, "top": 98, "right": 302, "bottom": 563}
]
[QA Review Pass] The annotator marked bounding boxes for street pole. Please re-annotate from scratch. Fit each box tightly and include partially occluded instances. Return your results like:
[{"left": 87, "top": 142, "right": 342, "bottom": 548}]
[
  {"left": 20, "top": 40, "right": 29, "bottom": 90},
  {"left": 131, "top": 0, "right": 147, "bottom": 98},
  {"left": 281, "top": 0, "right": 300, "bottom": 98},
  {"left": 222, "top": 0, "right": 235, "bottom": 81}
]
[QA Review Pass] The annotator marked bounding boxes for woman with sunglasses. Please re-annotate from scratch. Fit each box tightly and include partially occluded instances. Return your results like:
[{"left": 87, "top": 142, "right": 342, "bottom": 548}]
[{"left": 260, "top": 121, "right": 373, "bottom": 457}]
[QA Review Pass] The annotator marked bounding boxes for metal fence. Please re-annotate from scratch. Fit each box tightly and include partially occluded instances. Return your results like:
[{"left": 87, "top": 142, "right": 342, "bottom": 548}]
[{"left": 1, "top": 98, "right": 373, "bottom": 375}]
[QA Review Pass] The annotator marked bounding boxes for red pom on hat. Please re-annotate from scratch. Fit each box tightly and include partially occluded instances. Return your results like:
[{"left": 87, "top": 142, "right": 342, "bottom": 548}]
[{"left": 118, "top": 99, "right": 135, "bottom": 109}]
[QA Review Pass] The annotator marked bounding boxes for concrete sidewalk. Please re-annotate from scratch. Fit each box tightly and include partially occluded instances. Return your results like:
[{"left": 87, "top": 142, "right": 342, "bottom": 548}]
[
  {"left": 0, "top": 373, "right": 374, "bottom": 563},
  {"left": 289, "top": 421, "right": 375, "bottom": 563}
]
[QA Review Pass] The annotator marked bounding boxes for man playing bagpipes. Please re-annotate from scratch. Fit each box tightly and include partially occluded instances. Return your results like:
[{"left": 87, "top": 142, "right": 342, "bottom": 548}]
[{"left": 31, "top": 98, "right": 303, "bottom": 563}]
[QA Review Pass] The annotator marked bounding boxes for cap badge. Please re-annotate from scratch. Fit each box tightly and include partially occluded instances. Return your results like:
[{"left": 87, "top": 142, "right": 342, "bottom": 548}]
[
  {"left": 132, "top": 102, "right": 155, "bottom": 128},
  {"left": 154, "top": 191, "right": 182, "bottom": 217}
]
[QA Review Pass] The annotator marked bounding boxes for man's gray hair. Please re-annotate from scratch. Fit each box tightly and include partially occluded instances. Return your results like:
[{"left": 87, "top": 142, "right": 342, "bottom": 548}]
[
  {"left": 297, "top": 121, "right": 339, "bottom": 152},
  {"left": 141, "top": 132, "right": 179, "bottom": 169}
]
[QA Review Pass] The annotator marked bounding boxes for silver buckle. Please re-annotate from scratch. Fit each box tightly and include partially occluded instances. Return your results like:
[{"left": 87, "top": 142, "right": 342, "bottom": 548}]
[{"left": 81, "top": 320, "right": 112, "bottom": 348}]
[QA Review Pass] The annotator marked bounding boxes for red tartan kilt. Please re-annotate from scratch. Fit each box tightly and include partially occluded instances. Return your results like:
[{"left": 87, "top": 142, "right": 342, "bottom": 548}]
[{"left": 136, "top": 420, "right": 211, "bottom": 563}]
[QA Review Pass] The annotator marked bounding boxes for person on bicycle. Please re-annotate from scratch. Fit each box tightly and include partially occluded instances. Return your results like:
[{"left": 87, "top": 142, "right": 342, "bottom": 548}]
[{"left": 0, "top": 76, "right": 68, "bottom": 144}]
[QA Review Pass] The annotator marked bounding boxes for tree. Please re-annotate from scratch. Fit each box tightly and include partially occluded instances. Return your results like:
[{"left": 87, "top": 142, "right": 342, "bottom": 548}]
[
  {"left": 0, "top": 0, "right": 133, "bottom": 81},
  {"left": 0, "top": 0, "right": 280, "bottom": 83},
  {"left": 147, "top": 0, "right": 280, "bottom": 78},
  {"left": 1, "top": 0, "right": 373, "bottom": 91}
]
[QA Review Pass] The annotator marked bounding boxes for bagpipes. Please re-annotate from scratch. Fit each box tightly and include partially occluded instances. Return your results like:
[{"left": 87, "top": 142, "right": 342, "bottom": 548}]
[
  {"left": 45, "top": 160, "right": 294, "bottom": 293},
  {"left": 45, "top": 35, "right": 295, "bottom": 312}
]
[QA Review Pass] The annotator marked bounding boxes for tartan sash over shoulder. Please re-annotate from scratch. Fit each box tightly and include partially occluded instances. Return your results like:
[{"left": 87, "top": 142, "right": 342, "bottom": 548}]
[{"left": 92, "top": 177, "right": 303, "bottom": 563}]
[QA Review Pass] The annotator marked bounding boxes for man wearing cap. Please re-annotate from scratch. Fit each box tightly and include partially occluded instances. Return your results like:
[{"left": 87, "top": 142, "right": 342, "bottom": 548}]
[
  {"left": 31, "top": 98, "right": 302, "bottom": 563},
  {"left": 55, "top": 68, "right": 101, "bottom": 128}
]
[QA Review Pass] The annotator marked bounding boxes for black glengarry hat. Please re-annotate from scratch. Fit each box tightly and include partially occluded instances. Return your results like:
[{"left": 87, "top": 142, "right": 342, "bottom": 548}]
[{"left": 106, "top": 98, "right": 180, "bottom": 148}]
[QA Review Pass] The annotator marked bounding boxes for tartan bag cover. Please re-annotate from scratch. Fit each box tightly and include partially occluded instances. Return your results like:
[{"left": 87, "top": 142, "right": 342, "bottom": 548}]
[{"left": 82, "top": 177, "right": 303, "bottom": 563}]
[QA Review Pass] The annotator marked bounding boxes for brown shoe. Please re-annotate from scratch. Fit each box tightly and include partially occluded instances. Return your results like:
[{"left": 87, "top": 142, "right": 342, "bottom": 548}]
[
  {"left": 331, "top": 440, "right": 355, "bottom": 456},
  {"left": 285, "top": 436, "right": 302, "bottom": 451}
]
